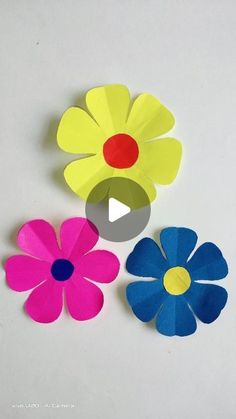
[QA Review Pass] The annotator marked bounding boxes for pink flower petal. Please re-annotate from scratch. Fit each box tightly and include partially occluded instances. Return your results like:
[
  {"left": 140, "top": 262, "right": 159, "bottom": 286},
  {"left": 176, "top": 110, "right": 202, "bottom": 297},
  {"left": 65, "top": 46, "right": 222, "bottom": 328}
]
[
  {"left": 78, "top": 250, "right": 120, "bottom": 283},
  {"left": 17, "top": 220, "right": 60, "bottom": 262},
  {"left": 5, "top": 255, "right": 50, "bottom": 291},
  {"left": 60, "top": 218, "right": 98, "bottom": 262},
  {"left": 25, "top": 280, "right": 63, "bottom": 323},
  {"left": 65, "top": 277, "right": 104, "bottom": 320}
]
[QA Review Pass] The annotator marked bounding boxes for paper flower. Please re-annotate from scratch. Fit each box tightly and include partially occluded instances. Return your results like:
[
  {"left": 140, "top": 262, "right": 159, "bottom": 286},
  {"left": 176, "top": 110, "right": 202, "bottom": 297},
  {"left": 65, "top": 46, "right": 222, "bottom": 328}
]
[
  {"left": 5, "top": 218, "right": 120, "bottom": 323},
  {"left": 126, "top": 227, "right": 228, "bottom": 336},
  {"left": 57, "top": 84, "right": 182, "bottom": 204}
]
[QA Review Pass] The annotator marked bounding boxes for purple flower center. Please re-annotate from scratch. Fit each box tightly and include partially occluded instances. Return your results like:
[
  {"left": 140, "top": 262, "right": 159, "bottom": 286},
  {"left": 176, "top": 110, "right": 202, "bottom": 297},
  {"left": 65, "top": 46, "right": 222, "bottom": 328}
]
[{"left": 51, "top": 259, "right": 74, "bottom": 281}]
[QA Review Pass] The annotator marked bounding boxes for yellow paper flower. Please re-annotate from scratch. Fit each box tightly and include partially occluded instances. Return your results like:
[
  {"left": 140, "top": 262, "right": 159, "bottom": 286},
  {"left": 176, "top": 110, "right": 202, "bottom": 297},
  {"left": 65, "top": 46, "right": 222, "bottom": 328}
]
[{"left": 57, "top": 84, "right": 182, "bottom": 203}]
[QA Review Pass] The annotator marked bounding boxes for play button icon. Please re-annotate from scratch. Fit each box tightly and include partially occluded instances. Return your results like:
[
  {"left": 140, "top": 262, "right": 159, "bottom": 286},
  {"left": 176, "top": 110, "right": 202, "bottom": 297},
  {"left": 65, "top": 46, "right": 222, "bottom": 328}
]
[
  {"left": 85, "top": 177, "right": 151, "bottom": 242},
  {"left": 108, "top": 198, "right": 130, "bottom": 222}
]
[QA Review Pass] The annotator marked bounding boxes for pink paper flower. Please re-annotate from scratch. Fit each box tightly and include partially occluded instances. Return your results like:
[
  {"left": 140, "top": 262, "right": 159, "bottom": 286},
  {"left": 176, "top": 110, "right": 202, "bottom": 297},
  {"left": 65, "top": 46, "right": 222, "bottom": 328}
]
[{"left": 5, "top": 218, "right": 120, "bottom": 323}]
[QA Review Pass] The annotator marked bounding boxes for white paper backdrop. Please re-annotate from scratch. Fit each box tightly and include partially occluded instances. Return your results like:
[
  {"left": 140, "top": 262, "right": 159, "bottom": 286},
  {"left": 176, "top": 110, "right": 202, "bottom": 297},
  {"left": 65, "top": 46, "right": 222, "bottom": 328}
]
[{"left": 1, "top": 1, "right": 236, "bottom": 418}]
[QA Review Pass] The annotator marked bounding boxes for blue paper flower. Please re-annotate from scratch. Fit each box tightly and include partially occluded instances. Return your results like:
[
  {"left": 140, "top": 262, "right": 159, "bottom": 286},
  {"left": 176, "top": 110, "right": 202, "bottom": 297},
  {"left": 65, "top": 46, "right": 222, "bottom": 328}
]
[{"left": 126, "top": 227, "right": 228, "bottom": 336}]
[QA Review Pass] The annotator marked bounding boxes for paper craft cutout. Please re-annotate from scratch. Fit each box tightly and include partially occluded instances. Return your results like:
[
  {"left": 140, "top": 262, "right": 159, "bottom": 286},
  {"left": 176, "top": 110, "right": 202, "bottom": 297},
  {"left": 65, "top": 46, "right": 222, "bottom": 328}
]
[
  {"left": 5, "top": 218, "right": 120, "bottom": 323},
  {"left": 57, "top": 84, "right": 182, "bottom": 205},
  {"left": 126, "top": 227, "right": 228, "bottom": 336}
]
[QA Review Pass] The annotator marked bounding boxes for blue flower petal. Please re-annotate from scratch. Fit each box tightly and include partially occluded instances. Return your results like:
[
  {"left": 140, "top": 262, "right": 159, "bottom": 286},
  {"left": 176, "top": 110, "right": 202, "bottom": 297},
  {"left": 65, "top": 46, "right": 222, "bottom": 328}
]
[
  {"left": 126, "top": 279, "right": 167, "bottom": 322},
  {"left": 160, "top": 227, "right": 198, "bottom": 267},
  {"left": 126, "top": 238, "right": 168, "bottom": 279},
  {"left": 156, "top": 295, "right": 197, "bottom": 336},
  {"left": 186, "top": 242, "right": 228, "bottom": 281},
  {"left": 186, "top": 282, "right": 228, "bottom": 323}
]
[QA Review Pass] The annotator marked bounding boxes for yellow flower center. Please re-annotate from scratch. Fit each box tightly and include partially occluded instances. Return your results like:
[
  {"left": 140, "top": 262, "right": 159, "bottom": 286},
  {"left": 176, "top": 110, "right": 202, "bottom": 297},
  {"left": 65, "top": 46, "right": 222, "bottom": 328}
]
[{"left": 163, "top": 267, "right": 191, "bottom": 295}]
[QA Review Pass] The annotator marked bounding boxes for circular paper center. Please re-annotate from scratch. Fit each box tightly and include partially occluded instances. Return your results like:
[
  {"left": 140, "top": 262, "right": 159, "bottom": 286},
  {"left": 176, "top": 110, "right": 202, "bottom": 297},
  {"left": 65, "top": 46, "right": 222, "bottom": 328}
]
[
  {"left": 103, "top": 133, "right": 139, "bottom": 169},
  {"left": 163, "top": 267, "right": 191, "bottom": 295},
  {"left": 51, "top": 259, "right": 74, "bottom": 281}
]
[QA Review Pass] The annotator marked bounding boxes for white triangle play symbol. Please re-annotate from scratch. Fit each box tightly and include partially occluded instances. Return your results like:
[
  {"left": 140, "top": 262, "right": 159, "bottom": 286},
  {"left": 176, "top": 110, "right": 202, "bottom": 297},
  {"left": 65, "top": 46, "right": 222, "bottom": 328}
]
[{"left": 108, "top": 198, "right": 131, "bottom": 223}]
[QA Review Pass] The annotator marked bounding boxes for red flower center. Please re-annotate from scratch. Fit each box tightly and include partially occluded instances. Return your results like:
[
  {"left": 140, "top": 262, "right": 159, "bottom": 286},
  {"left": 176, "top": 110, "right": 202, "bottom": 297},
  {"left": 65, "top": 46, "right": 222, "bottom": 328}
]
[{"left": 103, "top": 133, "right": 139, "bottom": 169}]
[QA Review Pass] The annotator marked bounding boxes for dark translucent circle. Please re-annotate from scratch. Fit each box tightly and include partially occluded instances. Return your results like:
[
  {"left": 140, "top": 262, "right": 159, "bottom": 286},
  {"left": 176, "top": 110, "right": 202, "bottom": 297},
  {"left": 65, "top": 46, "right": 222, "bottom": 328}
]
[
  {"left": 85, "top": 177, "right": 151, "bottom": 242},
  {"left": 51, "top": 259, "right": 74, "bottom": 281}
]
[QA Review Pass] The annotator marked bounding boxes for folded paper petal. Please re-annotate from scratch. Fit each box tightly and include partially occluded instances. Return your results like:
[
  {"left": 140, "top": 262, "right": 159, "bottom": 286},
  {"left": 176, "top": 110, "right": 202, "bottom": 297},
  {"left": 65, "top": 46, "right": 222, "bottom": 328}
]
[
  {"left": 25, "top": 280, "right": 63, "bottom": 323},
  {"left": 186, "top": 242, "right": 228, "bottom": 281},
  {"left": 156, "top": 295, "right": 197, "bottom": 336},
  {"left": 57, "top": 86, "right": 183, "bottom": 206},
  {"left": 126, "top": 238, "right": 168, "bottom": 278},
  {"left": 17, "top": 220, "right": 60, "bottom": 262},
  {"left": 77, "top": 250, "right": 120, "bottom": 283},
  {"left": 160, "top": 227, "right": 198, "bottom": 267},
  {"left": 6, "top": 217, "right": 120, "bottom": 323},
  {"left": 65, "top": 277, "right": 104, "bottom": 320},
  {"left": 60, "top": 217, "right": 98, "bottom": 262},
  {"left": 126, "top": 93, "right": 175, "bottom": 142},
  {"left": 86, "top": 84, "right": 130, "bottom": 137},
  {"left": 114, "top": 165, "right": 157, "bottom": 205},
  {"left": 139, "top": 138, "right": 182, "bottom": 185},
  {"left": 125, "top": 228, "right": 228, "bottom": 336},
  {"left": 6, "top": 255, "right": 50, "bottom": 291},
  {"left": 57, "top": 107, "right": 105, "bottom": 154},
  {"left": 126, "top": 279, "right": 167, "bottom": 322},
  {"left": 186, "top": 282, "right": 228, "bottom": 323},
  {"left": 64, "top": 154, "right": 113, "bottom": 201}
]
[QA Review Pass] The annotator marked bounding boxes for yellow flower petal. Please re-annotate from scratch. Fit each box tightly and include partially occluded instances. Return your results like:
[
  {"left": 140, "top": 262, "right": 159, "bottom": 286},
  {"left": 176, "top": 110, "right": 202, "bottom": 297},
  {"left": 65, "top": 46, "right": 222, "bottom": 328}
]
[
  {"left": 57, "top": 107, "right": 105, "bottom": 154},
  {"left": 139, "top": 138, "right": 182, "bottom": 185},
  {"left": 114, "top": 165, "right": 157, "bottom": 206},
  {"left": 64, "top": 154, "right": 113, "bottom": 201},
  {"left": 86, "top": 84, "right": 130, "bottom": 137},
  {"left": 126, "top": 93, "right": 175, "bottom": 142}
]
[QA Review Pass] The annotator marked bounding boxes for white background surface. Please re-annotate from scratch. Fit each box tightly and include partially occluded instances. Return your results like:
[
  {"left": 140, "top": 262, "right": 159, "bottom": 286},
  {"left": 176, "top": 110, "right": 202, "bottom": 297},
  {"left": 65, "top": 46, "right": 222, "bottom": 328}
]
[{"left": 1, "top": 1, "right": 236, "bottom": 418}]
